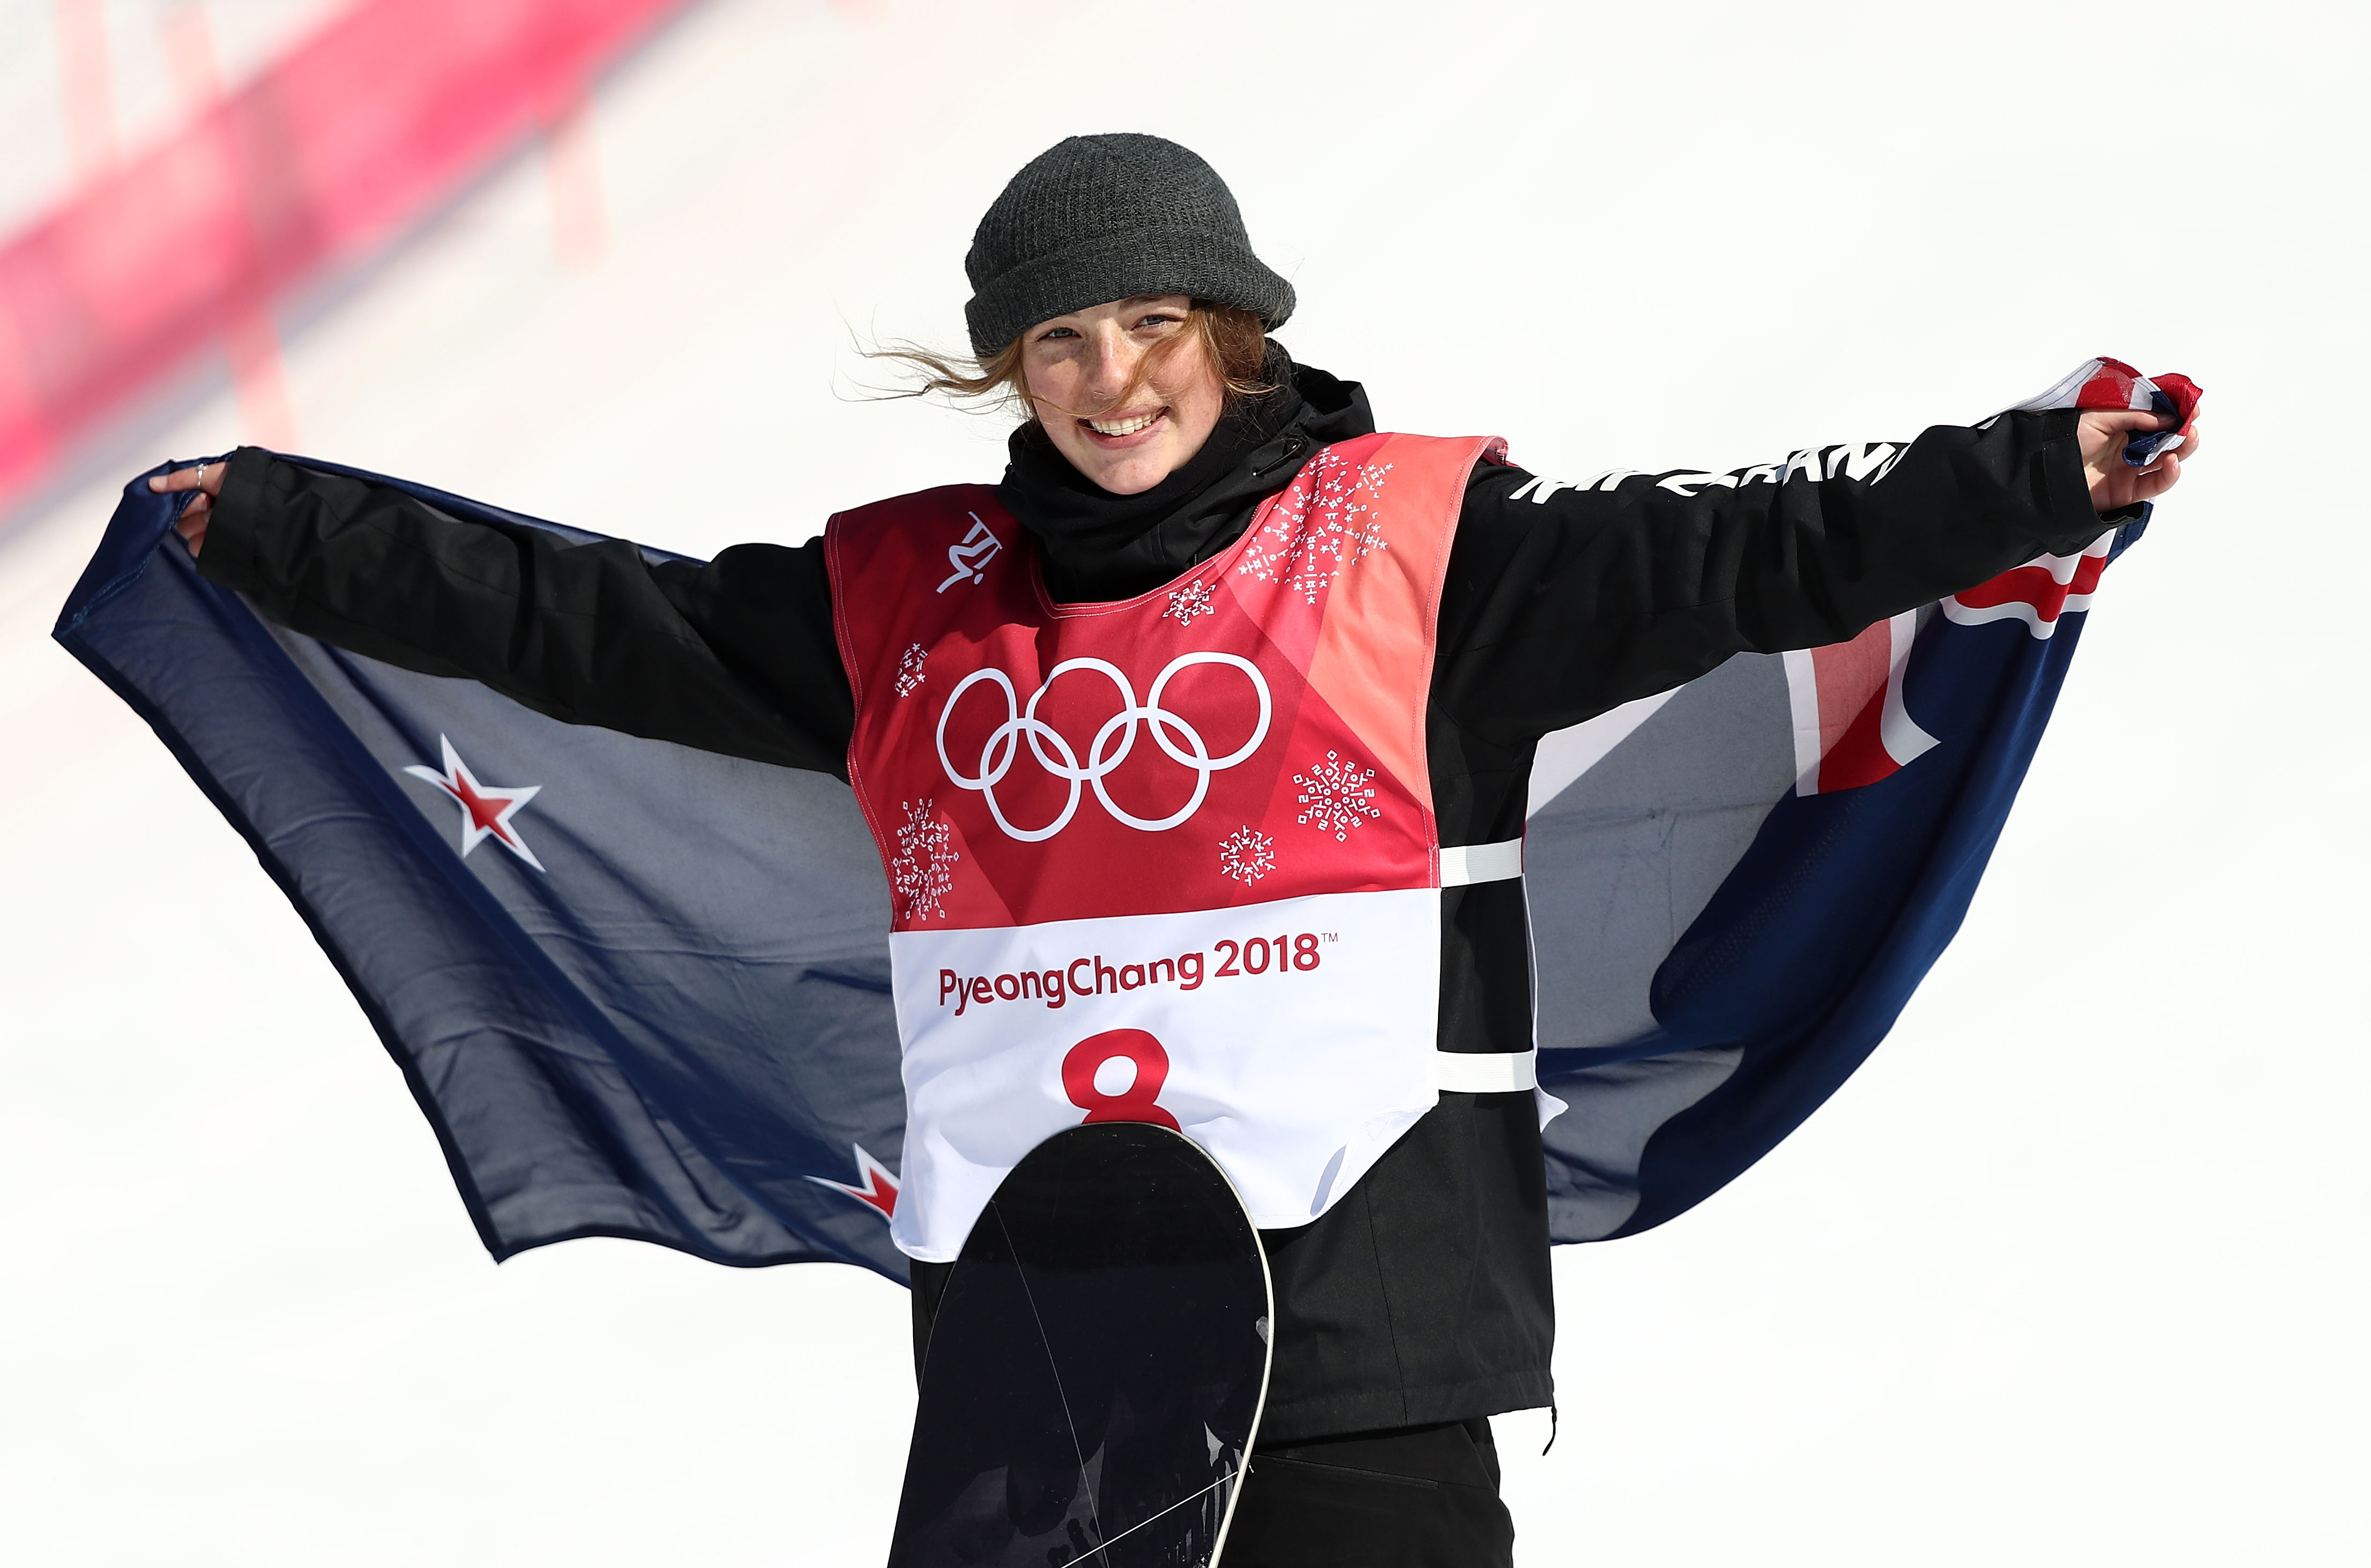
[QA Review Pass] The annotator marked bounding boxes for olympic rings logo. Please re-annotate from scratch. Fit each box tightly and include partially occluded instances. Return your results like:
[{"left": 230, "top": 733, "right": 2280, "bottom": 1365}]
[{"left": 935, "top": 654, "right": 1271, "bottom": 841}]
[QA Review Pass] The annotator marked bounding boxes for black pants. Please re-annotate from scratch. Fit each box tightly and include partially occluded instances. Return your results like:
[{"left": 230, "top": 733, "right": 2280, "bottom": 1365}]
[{"left": 1219, "top": 1418, "right": 1516, "bottom": 1567}]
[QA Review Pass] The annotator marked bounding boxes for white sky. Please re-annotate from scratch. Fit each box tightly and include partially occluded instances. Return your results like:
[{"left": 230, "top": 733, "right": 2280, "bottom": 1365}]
[{"left": 1, "top": 1, "right": 2364, "bottom": 1563}]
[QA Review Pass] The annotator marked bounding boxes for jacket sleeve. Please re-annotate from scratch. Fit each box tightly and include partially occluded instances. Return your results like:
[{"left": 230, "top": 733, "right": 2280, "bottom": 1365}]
[
  {"left": 198, "top": 447, "right": 855, "bottom": 776},
  {"left": 1432, "top": 407, "right": 2127, "bottom": 745}
]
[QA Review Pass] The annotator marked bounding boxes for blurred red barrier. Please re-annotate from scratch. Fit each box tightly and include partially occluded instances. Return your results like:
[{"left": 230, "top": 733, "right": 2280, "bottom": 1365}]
[{"left": 0, "top": 0, "right": 693, "bottom": 509}]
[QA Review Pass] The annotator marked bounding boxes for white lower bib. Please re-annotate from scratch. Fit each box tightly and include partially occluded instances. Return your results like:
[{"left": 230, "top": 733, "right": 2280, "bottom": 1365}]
[{"left": 886, "top": 887, "right": 1444, "bottom": 1260}]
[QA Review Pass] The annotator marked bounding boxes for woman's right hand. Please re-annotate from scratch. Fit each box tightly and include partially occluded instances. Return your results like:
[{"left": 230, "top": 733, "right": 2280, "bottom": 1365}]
[{"left": 148, "top": 461, "right": 225, "bottom": 556}]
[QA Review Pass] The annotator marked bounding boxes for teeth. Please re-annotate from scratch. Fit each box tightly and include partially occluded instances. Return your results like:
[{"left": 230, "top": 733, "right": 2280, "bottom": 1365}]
[{"left": 1086, "top": 410, "right": 1161, "bottom": 436}]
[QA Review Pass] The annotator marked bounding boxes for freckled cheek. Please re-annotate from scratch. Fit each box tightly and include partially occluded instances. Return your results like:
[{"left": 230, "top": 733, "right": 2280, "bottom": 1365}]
[
  {"left": 1023, "top": 365, "right": 1064, "bottom": 413},
  {"left": 1167, "top": 385, "right": 1224, "bottom": 451}
]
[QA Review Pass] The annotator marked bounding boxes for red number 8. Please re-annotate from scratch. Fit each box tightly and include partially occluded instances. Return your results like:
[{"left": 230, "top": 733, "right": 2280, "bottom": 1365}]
[{"left": 1061, "top": 1029, "right": 1180, "bottom": 1131}]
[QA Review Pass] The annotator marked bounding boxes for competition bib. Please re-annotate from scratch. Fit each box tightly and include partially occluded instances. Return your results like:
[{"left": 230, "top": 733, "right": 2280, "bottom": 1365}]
[{"left": 829, "top": 432, "right": 1515, "bottom": 1259}]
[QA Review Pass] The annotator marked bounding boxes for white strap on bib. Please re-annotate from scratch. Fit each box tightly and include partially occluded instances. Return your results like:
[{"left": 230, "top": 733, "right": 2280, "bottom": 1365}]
[
  {"left": 1435, "top": 843, "right": 1532, "bottom": 1094},
  {"left": 1438, "top": 838, "right": 1524, "bottom": 886},
  {"left": 1433, "top": 1048, "right": 1538, "bottom": 1093}
]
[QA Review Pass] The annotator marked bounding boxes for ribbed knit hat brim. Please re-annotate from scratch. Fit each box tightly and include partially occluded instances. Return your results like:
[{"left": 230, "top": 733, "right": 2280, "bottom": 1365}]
[{"left": 964, "top": 135, "right": 1294, "bottom": 359}]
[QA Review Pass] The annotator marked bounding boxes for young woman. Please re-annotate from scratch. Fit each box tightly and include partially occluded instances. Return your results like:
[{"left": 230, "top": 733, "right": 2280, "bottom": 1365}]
[{"left": 149, "top": 133, "right": 2192, "bottom": 1567}]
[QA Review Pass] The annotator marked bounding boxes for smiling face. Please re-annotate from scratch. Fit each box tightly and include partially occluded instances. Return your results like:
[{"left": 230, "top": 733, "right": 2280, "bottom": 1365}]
[{"left": 1019, "top": 295, "right": 1227, "bottom": 495}]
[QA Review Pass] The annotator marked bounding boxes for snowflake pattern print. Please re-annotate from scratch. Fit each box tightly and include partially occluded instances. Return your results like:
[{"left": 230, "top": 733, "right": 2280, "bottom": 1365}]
[
  {"left": 1294, "top": 750, "right": 1382, "bottom": 841},
  {"left": 893, "top": 643, "right": 928, "bottom": 698},
  {"left": 1163, "top": 580, "right": 1217, "bottom": 626},
  {"left": 1217, "top": 825, "right": 1276, "bottom": 884},
  {"left": 1237, "top": 450, "right": 1394, "bottom": 605},
  {"left": 890, "top": 798, "right": 957, "bottom": 920}
]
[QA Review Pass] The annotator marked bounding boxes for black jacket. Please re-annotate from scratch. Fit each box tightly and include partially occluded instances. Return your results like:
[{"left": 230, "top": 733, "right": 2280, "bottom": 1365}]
[{"left": 198, "top": 361, "right": 2116, "bottom": 1442}]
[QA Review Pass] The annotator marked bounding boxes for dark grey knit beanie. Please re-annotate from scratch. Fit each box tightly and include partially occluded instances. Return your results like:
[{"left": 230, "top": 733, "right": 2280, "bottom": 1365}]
[{"left": 964, "top": 134, "right": 1295, "bottom": 359}]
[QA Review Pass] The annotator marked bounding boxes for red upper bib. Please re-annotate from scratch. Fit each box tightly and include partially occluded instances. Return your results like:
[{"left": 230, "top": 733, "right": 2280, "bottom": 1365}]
[{"left": 828, "top": 432, "right": 1501, "bottom": 930}]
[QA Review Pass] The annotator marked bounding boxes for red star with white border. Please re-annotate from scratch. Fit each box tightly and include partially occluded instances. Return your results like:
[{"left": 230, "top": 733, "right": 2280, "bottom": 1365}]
[
  {"left": 404, "top": 734, "right": 546, "bottom": 871},
  {"left": 806, "top": 1143, "right": 900, "bottom": 1221}
]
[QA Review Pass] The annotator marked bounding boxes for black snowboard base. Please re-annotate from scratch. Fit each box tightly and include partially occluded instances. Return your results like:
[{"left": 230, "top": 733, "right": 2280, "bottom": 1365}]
[{"left": 888, "top": 1122, "right": 1273, "bottom": 1568}]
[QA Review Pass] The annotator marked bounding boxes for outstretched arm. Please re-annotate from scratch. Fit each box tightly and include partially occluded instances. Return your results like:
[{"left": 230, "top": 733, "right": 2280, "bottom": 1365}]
[
  {"left": 153, "top": 448, "right": 854, "bottom": 775},
  {"left": 1434, "top": 407, "right": 2196, "bottom": 746}
]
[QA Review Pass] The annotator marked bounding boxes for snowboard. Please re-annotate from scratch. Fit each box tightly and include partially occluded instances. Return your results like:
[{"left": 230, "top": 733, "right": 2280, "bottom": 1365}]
[{"left": 887, "top": 1122, "right": 1274, "bottom": 1568}]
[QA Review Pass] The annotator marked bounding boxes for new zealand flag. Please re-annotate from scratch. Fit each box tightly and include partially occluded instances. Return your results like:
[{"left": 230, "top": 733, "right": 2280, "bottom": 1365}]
[{"left": 51, "top": 362, "right": 2191, "bottom": 1280}]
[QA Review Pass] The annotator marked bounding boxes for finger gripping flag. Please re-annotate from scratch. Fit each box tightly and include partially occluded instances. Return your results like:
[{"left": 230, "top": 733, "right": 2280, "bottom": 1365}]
[{"left": 2024, "top": 356, "right": 2202, "bottom": 465}]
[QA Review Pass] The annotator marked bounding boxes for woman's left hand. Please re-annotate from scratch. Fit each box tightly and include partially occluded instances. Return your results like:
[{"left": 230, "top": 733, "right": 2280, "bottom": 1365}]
[
  {"left": 2079, "top": 409, "right": 2198, "bottom": 511},
  {"left": 147, "top": 461, "right": 223, "bottom": 556}
]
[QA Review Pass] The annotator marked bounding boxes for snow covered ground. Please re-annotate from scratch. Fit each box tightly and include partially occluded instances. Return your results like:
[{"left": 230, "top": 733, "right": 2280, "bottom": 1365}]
[{"left": 2, "top": 1, "right": 2363, "bottom": 1562}]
